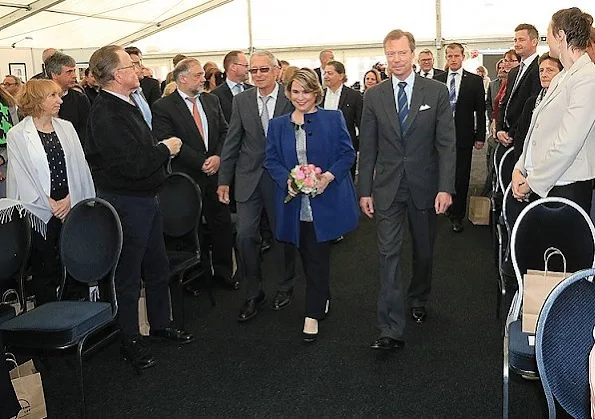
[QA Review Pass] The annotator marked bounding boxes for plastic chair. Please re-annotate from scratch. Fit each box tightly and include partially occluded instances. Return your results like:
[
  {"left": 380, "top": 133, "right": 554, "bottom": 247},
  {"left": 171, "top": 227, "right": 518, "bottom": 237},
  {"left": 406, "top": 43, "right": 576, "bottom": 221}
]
[
  {"left": 498, "top": 147, "right": 516, "bottom": 195},
  {"left": 535, "top": 268, "right": 595, "bottom": 419},
  {"left": 0, "top": 198, "right": 123, "bottom": 419},
  {"left": 158, "top": 172, "right": 211, "bottom": 329},
  {"left": 503, "top": 197, "right": 595, "bottom": 418}
]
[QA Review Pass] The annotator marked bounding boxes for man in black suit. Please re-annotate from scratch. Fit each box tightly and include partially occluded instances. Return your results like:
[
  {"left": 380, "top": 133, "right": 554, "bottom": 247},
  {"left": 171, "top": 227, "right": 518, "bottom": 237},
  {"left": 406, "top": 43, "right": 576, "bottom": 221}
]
[
  {"left": 435, "top": 43, "right": 486, "bottom": 232},
  {"left": 321, "top": 60, "right": 363, "bottom": 178},
  {"left": 359, "top": 29, "right": 456, "bottom": 350},
  {"left": 83, "top": 67, "right": 100, "bottom": 104},
  {"left": 417, "top": 49, "right": 446, "bottom": 79},
  {"left": 314, "top": 49, "right": 334, "bottom": 86},
  {"left": 217, "top": 51, "right": 296, "bottom": 322},
  {"left": 496, "top": 23, "right": 541, "bottom": 150},
  {"left": 211, "top": 50, "right": 252, "bottom": 124},
  {"left": 125, "top": 46, "right": 161, "bottom": 106},
  {"left": 45, "top": 52, "right": 90, "bottom": 145},
  {"left": 152, "top": 58, "right": 237, "bottom": 293}
]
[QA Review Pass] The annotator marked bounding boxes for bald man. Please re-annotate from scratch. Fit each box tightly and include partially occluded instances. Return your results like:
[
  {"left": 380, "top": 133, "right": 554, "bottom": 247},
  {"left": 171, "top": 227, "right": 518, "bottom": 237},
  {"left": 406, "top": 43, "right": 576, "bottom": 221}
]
[{"left": 32, "top": 47, "right": 57, "bottom": 79}]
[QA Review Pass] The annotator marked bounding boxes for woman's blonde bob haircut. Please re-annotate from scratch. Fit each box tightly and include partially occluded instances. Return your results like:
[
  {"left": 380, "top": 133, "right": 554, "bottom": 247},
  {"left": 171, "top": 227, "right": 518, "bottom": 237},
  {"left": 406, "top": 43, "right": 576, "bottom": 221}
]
[
  {"left": 17, "top": 79, "right": 62, "bottom": 118},
  {"left": 284, "top": 68, "right": 323, "bottom": 106}
]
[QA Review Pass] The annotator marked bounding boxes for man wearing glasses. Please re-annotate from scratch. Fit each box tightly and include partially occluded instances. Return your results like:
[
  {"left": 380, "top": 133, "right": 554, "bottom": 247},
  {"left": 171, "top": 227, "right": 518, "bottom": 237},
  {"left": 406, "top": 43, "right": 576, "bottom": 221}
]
[
  {"left": 218, "top": 51, "right": 296, "bottom": 322},
  {"left": 1, "top": 75, "right": 21, "bottom": 97},
  {"left": 212, "top": 50, "right": 252, "bottom": 124},
  {"left": 416, "top": 49, "right": 445, "bottom": 79},
  {"left": 125, "top": 46, "right": 161, "bottom": 109},
  {"left": 86, "top": 45, "right": 193, "bottom": 371}
]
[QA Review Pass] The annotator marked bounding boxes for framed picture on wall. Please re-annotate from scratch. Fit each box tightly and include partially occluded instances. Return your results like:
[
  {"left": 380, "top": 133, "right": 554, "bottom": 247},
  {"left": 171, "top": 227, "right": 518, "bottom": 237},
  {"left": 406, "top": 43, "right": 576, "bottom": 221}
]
[
  {"left": 8, "top": 63, "right": 27, "bottom": 82},
  {"left": 76, "top": 62, "right": 89, "bottom": 83}
]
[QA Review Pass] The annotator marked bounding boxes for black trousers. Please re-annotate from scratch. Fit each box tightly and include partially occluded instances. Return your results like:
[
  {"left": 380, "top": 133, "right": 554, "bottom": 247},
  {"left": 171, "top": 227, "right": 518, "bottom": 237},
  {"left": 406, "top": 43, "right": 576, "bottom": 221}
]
[
  {"left": 236, "top": 172, "right": 296, "bottom": 300},
  {"left": 298, "top": 222, "right": 331, "bottom": 319},
  {"left": 30, "top": 217, "right": 62, "bottom": 305},
  {"left": 98, "top": 192, "right": 171, "bottom": 339},
  {"left": 451, "top": 146, "right": 473, "bottom": 221},
  {"left": 375, "top": 177, "right": 437, "bottom": 340}
]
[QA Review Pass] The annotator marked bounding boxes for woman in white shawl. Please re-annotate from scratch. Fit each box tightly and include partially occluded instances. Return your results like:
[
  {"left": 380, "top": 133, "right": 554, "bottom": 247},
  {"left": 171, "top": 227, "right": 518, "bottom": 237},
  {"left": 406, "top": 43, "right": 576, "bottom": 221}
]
[{"left": 5, "top": 79, "right": 95, "bottom": 304}]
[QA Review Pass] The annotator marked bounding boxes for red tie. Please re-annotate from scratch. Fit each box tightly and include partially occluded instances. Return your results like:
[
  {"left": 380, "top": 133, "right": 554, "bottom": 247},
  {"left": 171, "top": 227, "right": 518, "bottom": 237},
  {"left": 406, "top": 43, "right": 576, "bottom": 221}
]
[{"left": 186, "top": 96, "right": 205, "bottom": 143}]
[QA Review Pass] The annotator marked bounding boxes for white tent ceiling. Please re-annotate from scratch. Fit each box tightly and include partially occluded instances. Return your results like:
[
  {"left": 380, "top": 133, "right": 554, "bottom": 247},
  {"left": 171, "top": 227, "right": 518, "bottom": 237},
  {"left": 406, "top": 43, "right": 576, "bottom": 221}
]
[{"left": 0, "top": 0, "right": 593, "bottom": 54}]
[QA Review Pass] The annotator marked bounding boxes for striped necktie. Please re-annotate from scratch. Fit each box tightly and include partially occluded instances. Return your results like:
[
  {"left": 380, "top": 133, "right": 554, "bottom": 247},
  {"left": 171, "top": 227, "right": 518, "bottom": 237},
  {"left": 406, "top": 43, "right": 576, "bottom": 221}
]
[
  {"left": 397, "top": 81, "right": 408, "bottom": 132},
  {"left": 260, "top": 96, "right": 271, "bottom": 134},
  {"left": 449, "top": 73, "right": 457, "bottom": 114}
]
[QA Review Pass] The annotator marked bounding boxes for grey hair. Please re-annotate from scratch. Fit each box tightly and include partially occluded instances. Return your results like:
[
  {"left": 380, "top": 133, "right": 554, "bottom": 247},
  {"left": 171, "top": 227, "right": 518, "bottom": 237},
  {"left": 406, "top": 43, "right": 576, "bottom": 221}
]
[
  {"left": 44, "top": 52, "right": 76, "bottom": 78},
  {"left": 250, "top": 50, "right": 278, "bottom": 68},
  {"left": 173, "top": 58, "right": 201, "bottom": 82}
]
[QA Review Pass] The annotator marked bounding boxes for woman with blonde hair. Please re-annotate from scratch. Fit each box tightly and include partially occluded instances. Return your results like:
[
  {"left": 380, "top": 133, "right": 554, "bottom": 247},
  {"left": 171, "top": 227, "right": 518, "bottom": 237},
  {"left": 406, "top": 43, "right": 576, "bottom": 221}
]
[
  {"left": 5, "top": 79, "right": 95, "bottom": 304},
  {"left": 363, "top": 69, "right": 382, "bottom": 91},
  {"left": 265, "top": 68, "right": 359, "bottom": 342}
]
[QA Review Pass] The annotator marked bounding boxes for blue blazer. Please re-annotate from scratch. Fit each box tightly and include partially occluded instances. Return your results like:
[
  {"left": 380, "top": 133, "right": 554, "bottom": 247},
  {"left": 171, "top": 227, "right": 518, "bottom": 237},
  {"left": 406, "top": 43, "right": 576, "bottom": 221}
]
[{"left": 265, "top": 108, "right": 359, "bottom": 245}]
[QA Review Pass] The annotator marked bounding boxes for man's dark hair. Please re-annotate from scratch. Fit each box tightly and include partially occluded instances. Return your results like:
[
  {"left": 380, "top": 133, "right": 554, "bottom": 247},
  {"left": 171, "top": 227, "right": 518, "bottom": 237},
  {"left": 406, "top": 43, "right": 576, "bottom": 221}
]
[
  {"left": 44, "top": 52, "right": 76, "bottom": 78},
  {"left": 515, "top": 23, "right": 539, "bottom": 40}
]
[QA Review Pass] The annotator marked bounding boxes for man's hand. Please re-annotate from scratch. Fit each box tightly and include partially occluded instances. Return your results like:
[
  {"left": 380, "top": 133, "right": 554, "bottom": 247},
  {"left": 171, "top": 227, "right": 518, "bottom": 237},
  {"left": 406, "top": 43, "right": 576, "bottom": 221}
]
[
  {"left": 360, "top": 197, "right": 375, "bottom": 218},
  {"left": 0, "top": 171, "right": 5, "bottom": 181},
  {"left": 496, "top": 131, "right": 512, "bottom": 146},
  {"left": 511, "top": 169, "right": 531, "bottom": 200},
  {"left": 434, "top": 192, "right": 452, "bottom": 214},
  {"left": 316, "top": 172, "right": 335, "bottom": 194},
  {"left": 202, "top": 156, "right": 221, "bottom": 176},
  {"left": 474, "top": 141, "right": 485, "bottom": 150},
  {"left": 217, "top": 185, "right": 230, "bottom": 204},
  {"left": 161, "top": 137, "right": 182, "bottom": 156}
]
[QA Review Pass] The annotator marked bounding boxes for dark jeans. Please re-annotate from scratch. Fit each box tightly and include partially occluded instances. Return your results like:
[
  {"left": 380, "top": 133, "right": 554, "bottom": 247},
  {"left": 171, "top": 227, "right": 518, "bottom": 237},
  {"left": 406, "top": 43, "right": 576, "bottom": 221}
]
[
  {"left": 298, "top": 222, "right": 331, "bottom": 319},
  {"left": 98, "top": 191, "right": 171, "bottom": 339}
]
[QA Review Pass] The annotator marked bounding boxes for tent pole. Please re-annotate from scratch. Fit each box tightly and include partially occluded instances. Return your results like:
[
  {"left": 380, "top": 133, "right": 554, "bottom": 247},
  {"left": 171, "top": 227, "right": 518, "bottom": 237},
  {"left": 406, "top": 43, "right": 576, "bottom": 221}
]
[{"left": 247, "top": 0, "right": 254, "bottom": 54}]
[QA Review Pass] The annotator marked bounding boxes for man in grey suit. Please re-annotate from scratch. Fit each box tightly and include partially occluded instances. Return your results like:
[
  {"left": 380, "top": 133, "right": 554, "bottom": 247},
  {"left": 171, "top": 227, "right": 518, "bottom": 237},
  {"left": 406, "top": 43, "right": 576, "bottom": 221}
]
[
  {"left": 217, "top": 51, "right": 296, "bottom": 322},
  {"left": 359, "top": 29, "right": 456, "bottom": 350}
]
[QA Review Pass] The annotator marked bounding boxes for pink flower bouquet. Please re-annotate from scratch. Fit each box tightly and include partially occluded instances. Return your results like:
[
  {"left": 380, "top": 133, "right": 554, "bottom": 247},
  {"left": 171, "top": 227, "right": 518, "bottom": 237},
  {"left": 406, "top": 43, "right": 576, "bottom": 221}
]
[{"left": 284, "top": 164, "right": 323, "bottom": 203}]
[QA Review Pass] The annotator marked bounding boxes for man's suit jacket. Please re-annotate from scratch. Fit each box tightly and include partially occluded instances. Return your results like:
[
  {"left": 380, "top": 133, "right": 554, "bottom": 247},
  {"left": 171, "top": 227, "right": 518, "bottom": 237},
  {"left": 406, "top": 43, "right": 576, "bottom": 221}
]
[
  {"left": 140, "top": 77, "right": 162, "bottom": 106},
  {"left": 515, "top": 54, "right": 595, "bottom": 197},
  {"left": 435, "top": 70, "right": 486, "bottom": 147},
  {"left": 211, "top": 81, "right": 254, "bottom": 123},
  {"left": 219, "top": 83, "right": 294, "bottom": 202},
  {"left": 358, "top": 75, "right": 456, "bottom": 211},
  {"left": 486, "top": 78, "right": 502, "bottom": 120},
  {"left": 152, "top": 90, "right": 228, "bottom": 190},
  {"left": 496, "top": 57, "right": 541, "bottom": 140},
  {"left": 419, "top": 68, "right": 446, "bottom": 79},
  {"left": 314, "top": 67, "right": 323, "bottom": 85},
  {"left": 321, "top": 85, "right": 363, "bottom": 150}
]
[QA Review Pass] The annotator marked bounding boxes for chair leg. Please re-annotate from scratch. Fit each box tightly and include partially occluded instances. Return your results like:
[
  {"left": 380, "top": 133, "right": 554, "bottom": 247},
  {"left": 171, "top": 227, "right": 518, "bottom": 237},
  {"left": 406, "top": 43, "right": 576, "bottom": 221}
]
[
  {"left": 170, "top": 274, "right": 185, "bottom": 329},
  {"left": 503, "top": 333, "right": 509, "bottom": 419},
  {"left": 76, "top": 340, "right": 87, "bottom": 419}
]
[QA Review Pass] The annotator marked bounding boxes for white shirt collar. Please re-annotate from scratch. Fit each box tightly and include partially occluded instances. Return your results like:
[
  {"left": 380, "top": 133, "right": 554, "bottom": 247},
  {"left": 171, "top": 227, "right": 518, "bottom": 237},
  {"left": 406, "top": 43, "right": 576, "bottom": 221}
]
[
  {"left": 391, "top": 70, "right": 415, "bottom": 89},
  {"left": 257, "top": 83, "right": 279, "bottom": 101},
  {"left": 521, "top": 51, "right": 539, "bottom": 68},
  {"left": 103, "top": 89, "right": 134, "bottom": 104},
  {"left": 326, "top": 84, "right": 343, "bottom": 96},
  {"left": 176, "top": 88, "right": 200, "bottom": 102},
  {"left": 225, "top": 78, "right": 242, "bottom": 92},
  {"left": 448, "top": 68, "right": 462, "bottom": 77}
]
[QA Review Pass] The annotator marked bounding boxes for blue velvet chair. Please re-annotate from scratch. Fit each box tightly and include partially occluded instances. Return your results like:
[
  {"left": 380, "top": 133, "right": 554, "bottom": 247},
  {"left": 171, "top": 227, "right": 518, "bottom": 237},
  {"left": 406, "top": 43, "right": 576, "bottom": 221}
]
[
  {"left": 535, "top": 267, "right": 595, "bottom": 418},
  {"left": 0, "top": 202, "right": 31, "bottom": 324},
  {"left": 0, "top": 198, "right": 123, "bottom": 418},
  {"left": 503, "top": 197, "right": 595, "bottom": 418}
]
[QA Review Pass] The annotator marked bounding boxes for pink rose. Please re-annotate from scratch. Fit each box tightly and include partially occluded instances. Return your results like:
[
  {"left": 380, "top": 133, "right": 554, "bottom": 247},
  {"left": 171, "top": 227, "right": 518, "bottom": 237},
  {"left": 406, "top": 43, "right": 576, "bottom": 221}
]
[
  {"left": 314, "top": 167, "right": 322, "bottom": 175},
  {"left": 295, "top": 170, "right": 305, "bottom": 180},
  {"left": 304, "top": 178, "right": 314, "bottom": 188}
]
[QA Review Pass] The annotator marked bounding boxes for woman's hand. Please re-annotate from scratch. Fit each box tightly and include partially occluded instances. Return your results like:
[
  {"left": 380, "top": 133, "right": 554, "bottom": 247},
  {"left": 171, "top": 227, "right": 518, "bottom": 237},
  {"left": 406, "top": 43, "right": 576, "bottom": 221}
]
[
  {"left": 50, "top": 195, "right": 71, "bottom": 221},
  {"left": 316, "top": 172, "right": 335, "bottom": 195},
  {"left": 287, "top": 178, "right": 298, "bottom": 197},
  {"left": 511, "top": 169, "right": 530, "bottom": 201}
]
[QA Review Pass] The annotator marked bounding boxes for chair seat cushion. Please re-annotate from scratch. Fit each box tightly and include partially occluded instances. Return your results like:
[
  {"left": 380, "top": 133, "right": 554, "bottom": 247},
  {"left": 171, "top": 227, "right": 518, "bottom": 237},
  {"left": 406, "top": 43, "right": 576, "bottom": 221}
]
[
  {"left": 0, "top": 301, "right": 113, "bottom": 348},
  {"left": 0, "top": 304, "right": 16, "bottom": 325},
  {"left": 167, "top": 251, "right": 200, "bottom": 276},
  {"left": 508, "top": 320, "right": 537, "bottom": 374}
]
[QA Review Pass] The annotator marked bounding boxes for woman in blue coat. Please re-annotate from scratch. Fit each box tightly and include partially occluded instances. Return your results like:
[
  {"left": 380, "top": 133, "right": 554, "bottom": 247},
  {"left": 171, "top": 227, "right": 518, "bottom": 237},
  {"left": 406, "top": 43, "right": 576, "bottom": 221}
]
[{"left": 265, "top": 68, "right": 359, "bottom": 342}]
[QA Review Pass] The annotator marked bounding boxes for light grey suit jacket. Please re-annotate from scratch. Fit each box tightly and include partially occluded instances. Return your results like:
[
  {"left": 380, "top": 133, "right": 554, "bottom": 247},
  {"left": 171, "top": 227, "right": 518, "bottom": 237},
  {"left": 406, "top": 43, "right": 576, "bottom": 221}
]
[
  {"left": 219, "top": 83, "right": 293, "bottom": 202},
  {"left": 358, "top": 74, "right": 456, "bottom": 211},
  {"left": 515, "top": 54, "right": 595, "bottom": 197}
]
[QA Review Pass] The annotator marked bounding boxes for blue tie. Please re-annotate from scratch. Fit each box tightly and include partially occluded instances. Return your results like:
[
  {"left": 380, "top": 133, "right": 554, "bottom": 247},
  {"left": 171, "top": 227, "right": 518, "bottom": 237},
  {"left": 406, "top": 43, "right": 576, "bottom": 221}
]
[
  {"left": 449, "top": 73, "right": 457, "bottom": 114},
  {"left": 131, "top": 89, "right": 152, "bottom": 128},
  {"left": 397, "top": 81, "right": 408, "bottom": 132}
]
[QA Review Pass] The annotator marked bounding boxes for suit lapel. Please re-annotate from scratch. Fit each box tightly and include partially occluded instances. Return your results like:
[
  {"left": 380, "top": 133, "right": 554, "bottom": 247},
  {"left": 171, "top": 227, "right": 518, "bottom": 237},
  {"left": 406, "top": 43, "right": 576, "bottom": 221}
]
[
  {"left": 273, "top": 83, "right": 292, "bottom": 118},
  {"left": 338, "top": 86, "right": 347, "bottom": 109},
  {"left": 200, "top": 95, "right": 216, "bottom": 148},
  {"left": 379, "top": 80, "right": 400, "bottom": 136},
  {"left": 173, "top": 92, "right": 205, "bottom": 147},
  {"left": 244, "top": 88, "right": 262, "bottom": 134},
  {"left": 405, "top": 75, "right": 425, "bottom": 132}
]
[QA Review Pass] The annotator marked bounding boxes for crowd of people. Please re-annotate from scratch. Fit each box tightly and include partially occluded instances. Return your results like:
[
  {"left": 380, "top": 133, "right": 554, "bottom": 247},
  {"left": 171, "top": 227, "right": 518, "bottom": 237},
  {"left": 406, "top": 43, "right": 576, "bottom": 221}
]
[{"left": 2, "top": 5, "right": 595, "bottom": 416}]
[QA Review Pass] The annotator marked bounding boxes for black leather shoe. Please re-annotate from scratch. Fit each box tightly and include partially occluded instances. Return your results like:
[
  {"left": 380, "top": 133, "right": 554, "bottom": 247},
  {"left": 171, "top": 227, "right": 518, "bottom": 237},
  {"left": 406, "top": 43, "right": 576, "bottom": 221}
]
[
  {"left": 370, "top": 337, "right": 405, "bottom": 351},
  {"left": 260, "top": 238, "right": 272, "bottom": 254},
  {"left": 183, "top": 281, "right": 201, "bottom": 297},
  {"left": 271, "top": 289, "right": 293, "bottom": 311},
  {"left": 451, "top": 219, "right": 464, "bottom": 233},
  {"left": 150, "top": 327, "right": 195, "bottom": 344},
  {"left": 411, "top": 306, "right": 427, "bottom": 323},
  {"left": 121, "top": 338, "right": 156, "bottom": 371},
  {"left": 216, "top": 276, "right": 240, "bottom": 291},
  {"left": 237, "top": 292, "right": 266, "bottom": 322}
]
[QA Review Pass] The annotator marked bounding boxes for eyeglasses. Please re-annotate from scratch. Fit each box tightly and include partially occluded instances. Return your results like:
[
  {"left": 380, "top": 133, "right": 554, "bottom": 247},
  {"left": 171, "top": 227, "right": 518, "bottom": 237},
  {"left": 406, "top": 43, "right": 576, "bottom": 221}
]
[
  {"left": 234, "top": 62, "right": 249, "bottom": 68},
  {"left": 116, "top": 64, "right": 135, "bottom": 71},
  {"left": 419, "top": 58, "right": 433, "bottom": 63},
  {"left": 248, "top": 67, "right": 272, "bottom": 74}
]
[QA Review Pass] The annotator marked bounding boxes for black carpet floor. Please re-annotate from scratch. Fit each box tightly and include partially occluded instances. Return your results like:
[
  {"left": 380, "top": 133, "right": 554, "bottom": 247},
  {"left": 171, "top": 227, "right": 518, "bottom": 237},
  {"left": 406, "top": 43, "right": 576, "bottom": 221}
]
[{"left": 41, "top": 215, "right": 546, "bottom": 418}]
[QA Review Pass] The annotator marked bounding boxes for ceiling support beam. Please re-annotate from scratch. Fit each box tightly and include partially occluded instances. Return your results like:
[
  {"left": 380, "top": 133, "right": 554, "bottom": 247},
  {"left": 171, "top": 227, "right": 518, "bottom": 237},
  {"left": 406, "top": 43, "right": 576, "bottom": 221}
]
[
  {"left": 0, "top": 0, "right": 66, "bottom": 31},
  {"left": 113, "top": 0, "right": 232, "bottom": 46}
]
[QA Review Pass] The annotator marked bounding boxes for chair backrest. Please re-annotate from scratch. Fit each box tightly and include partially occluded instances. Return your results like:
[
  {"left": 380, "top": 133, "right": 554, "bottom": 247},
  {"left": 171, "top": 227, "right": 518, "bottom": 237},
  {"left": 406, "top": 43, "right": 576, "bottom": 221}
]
[
  {"left": 493, "top": 144, "right": 507, "bottom": 193},
  {"left": 59, "top": 198, "right": 122, "bottom": 310},
  {"left": 510, "top": 197, "right": 595, "bottom": 321},
  {"left": 536, "top": 268, "right": 595, "bottom": 419},
  {"left": 0, "top": 204, "right": 31, "bottom": 282},
  {"left": 158, "top": 172, "right": 202, "bottom": 240},
  {"left": 498, "top": 146, "right": 515, "bottom": 193}
]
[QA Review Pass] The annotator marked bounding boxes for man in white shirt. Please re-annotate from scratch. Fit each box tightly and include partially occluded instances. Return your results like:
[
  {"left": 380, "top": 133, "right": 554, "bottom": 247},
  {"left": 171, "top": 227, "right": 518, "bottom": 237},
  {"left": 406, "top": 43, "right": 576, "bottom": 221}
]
[
  {"left": 417, "top": 49, "right": 445, "bottom": 79},
  {"left": 212, "top": 50, "right": 252, "bottom": 124}
]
